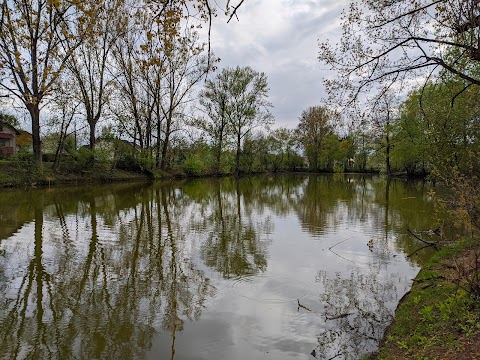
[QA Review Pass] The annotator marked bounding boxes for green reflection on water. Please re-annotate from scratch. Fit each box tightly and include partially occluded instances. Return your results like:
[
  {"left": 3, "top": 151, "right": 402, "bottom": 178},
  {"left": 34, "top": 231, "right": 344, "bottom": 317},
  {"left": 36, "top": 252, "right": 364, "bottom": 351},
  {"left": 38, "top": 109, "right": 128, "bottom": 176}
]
[{"left": 0, "top": 175, "right": 440, "bottom": 359}]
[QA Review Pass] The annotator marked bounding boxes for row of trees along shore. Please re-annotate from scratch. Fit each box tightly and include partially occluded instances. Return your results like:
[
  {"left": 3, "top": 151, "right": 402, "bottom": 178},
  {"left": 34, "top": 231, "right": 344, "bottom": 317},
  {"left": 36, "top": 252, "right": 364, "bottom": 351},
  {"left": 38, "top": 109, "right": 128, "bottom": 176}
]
[
  {"left": 0, "top": 0, "right": 478, "bottom": 184},
  {"left": 0, "top": 0, "right": 415, "bottom": 176}
]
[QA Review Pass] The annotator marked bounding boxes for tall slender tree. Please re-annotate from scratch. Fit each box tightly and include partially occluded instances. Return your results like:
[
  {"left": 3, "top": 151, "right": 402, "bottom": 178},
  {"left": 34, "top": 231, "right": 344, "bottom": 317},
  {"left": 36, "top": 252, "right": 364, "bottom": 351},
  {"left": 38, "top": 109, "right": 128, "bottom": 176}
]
[{"left": 67, "top": 0, "right": 126, "bottom": 150}]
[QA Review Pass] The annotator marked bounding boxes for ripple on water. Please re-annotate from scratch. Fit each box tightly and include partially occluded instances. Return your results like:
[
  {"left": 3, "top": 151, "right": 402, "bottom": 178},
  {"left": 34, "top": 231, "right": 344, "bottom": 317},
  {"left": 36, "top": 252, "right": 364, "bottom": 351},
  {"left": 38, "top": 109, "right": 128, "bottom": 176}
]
[{"left": 227, "top": 273, "right": 310, "bottom": 305}]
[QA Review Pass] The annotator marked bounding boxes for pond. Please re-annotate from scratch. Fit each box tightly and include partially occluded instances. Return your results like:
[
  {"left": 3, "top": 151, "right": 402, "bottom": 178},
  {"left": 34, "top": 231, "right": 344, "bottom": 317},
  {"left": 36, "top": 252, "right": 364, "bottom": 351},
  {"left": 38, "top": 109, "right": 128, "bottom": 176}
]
[{"left": 0, "top": 174, "right": 440, "bottom": 359}]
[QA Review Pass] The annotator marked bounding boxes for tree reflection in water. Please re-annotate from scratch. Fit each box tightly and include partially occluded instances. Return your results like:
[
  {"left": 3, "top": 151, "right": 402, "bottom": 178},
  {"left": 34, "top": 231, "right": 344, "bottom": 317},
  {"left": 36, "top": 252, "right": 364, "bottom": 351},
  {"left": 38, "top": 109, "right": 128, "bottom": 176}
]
[
  {"left": 0, "top": 175, "right": 441, "bottom": 359},
  {"left": 314, "top": 265, "right": 407, "bottom": 359},
  {"left": 0, "top": 183, "right": 214, "bottom": 359}
]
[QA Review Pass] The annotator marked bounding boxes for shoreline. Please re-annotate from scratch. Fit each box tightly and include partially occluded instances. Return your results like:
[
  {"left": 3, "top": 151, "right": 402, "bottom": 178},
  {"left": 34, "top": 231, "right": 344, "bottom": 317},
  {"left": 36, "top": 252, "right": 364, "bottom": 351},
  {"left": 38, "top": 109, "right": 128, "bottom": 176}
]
[
  {"left": 368, "top": 239, "right": 480, "bottom": 359},
  {"left": 0, "top": 160, "right": 426, "bottom": 190}
]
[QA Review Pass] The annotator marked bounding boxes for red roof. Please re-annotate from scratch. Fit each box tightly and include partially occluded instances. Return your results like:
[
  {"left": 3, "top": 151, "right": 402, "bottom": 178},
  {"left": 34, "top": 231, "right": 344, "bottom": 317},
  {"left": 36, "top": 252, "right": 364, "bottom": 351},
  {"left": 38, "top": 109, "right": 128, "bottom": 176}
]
[{"left": 0, "top": 133, "right": 14, "bottom": 139}]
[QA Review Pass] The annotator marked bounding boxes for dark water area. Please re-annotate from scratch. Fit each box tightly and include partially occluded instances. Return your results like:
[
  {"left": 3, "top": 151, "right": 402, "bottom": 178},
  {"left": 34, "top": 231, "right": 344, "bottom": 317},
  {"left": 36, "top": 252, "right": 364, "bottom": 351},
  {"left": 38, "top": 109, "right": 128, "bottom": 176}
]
[{"left": 0, "top": 174, "right": 440, "bottom": 359}]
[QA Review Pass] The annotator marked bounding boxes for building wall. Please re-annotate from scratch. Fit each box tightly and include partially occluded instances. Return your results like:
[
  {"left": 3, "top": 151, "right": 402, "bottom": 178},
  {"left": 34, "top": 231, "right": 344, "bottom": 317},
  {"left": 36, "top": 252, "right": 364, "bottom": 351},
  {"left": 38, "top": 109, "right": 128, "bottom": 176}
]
[{"left": 0, "top": 122, "right": 18, "bottom": 156}]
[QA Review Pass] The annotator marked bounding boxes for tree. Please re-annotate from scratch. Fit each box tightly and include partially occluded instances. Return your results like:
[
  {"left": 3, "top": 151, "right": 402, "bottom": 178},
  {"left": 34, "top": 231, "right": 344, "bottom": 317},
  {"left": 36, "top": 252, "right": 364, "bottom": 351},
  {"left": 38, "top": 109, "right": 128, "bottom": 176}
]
[
  {"left": 158, "top": 32, "right": 210, "bottom": 171},
  {"left": 296, "top": 106, "right": 334, "bottom": 171},
  {"left": 0, "top": 0, "right": 99, "bottom": 161},
  {"left": 318, "top": 1, "right": 480, "bottom": 108},
  {"left": 197, "top": 66, "right": 273, "bottom": 175},
  {"left": 391, "top": 90, "right": 431, "bottom": 176},
  {"left": 197, "top": 70, "right": 232, "bottom": 174},
  {"left": 48, "top": 76, "right": 81, "bottom": 169},
  {"left": 67, "top": 0, "right": 125, "bottom": 150},
  {"left": 267, "top": 128, "right": 299, "bottom": 171},
  {"left": 395, "top": 79, "right": 480, "bottom": 176},
  {"left": 225, "top": 67, "right": 273, "bottom": 174},
  {"left": 369, "top": 94, "right": 399, "bottom": 176}
]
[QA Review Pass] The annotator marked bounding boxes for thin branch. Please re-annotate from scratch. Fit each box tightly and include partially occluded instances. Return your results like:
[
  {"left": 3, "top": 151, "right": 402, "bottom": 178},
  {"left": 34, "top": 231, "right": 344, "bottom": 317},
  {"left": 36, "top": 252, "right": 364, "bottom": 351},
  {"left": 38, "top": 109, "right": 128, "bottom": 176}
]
[
  {"left": 450, "top": 83, "right": 473, "bottom": 107},
  {"left": 407, "top": 228, "right": 439, "bottom": 249},
  {"left": 227, "top": 0, "right": 245, "bottom": 23},
  {"left": 371, "top": 0, "right": 445, "bottom": 29}
]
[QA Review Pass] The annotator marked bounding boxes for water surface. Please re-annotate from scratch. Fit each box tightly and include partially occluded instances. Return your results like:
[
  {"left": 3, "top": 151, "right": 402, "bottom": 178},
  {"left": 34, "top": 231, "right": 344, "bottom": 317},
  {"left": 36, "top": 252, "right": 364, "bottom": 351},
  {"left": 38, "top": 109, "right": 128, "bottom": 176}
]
[{"left": 0, "top": 175, "right": 439, "bottom": 359}]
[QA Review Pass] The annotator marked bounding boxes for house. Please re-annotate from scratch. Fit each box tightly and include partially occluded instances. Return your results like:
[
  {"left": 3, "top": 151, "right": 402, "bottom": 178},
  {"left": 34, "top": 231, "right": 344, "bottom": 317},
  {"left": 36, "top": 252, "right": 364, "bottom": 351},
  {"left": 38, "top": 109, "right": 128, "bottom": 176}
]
[{"left": 0, "top": 121, "right": 21, "bottom": 156}]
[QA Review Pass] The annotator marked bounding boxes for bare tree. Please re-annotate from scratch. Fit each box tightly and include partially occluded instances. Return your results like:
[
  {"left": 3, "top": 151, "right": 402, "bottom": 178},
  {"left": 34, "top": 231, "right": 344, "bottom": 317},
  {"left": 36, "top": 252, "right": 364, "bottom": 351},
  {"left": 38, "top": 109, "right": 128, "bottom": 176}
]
[
  {"left": 158, "top": 32, "right": 211, "bottom": 170},
  {"left": 319, "top": 1, "right": 480, "bottom": 108},
  {"left": 67, "top": 0, "right": 126, "bottom": 150},
  {"left": 0, "top": 0, "right": 100, "bottom": 161}
]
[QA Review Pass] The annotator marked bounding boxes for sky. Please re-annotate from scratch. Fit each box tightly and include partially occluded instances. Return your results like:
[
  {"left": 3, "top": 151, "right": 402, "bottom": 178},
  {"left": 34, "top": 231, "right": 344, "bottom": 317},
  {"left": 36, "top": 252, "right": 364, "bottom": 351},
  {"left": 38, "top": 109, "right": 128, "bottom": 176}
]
[{"left": 208, "top": 0, "right": 349, "bottom": 129}]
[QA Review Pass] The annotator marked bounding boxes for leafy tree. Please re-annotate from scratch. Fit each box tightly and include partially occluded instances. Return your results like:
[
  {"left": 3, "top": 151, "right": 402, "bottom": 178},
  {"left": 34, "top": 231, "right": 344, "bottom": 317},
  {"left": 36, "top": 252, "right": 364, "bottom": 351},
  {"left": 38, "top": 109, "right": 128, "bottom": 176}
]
[
  {"left": 368, "top": 94, "right": 399, "bottom": 175},
  {"left": 198, "top": 66, "right": 273, "bottom": 175},
  {"left": 393, "top": 80, "right": 480, "bottom": 174},
  {"left": 296, "top": 106, "right": 334, "bottom": 171},
  {"left": 267, "top": 127, "right": 301, "bottom": 171},
  {"left": 391, "top": 90, "right": 431, "bottom": 176},
  {"left": 197, "top": 70, "right": 231, "bottom": 174},
  {"left": 158, "top": 32, "right": 210, "bottom": 171}
]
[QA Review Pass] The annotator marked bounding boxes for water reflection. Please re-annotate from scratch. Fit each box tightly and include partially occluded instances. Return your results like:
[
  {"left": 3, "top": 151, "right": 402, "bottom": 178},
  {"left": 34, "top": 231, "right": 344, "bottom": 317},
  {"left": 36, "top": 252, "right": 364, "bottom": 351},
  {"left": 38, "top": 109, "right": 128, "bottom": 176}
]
[{"left": 0, "top": 175, "right": 440, "bottom": 359}]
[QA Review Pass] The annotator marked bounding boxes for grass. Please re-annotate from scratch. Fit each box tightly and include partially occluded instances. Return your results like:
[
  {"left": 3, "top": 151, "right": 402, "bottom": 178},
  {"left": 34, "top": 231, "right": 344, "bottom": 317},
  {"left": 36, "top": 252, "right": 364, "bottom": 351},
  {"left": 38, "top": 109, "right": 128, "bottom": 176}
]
[
  {"left": 0, "top": 160, "right": 152, "bottom": 188},
  {"left": 370, "top": 239, "right": 480, "bottom": 359}
]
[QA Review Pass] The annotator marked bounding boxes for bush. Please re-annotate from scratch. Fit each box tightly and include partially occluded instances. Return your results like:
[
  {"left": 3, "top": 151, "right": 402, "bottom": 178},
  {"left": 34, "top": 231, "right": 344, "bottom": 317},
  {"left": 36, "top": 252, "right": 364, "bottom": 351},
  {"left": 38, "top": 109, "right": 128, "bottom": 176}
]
[
  {"left": 115, "top": 151, "right": 154, "bottom": 173},
  {"left": 183, "top": 153, "right": 209, "bottom": 176}
]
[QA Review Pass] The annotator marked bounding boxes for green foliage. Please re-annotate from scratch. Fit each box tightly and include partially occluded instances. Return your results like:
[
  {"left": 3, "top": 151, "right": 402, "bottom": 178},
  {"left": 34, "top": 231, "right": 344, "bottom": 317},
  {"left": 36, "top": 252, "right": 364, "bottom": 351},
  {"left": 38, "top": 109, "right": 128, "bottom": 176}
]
[
  {"left": 115, "top": 150, "right": 154, "bottom": 174},
  {"left": 197, "top": 66, "right": 273, "bottom": 174},
  {"left": 183, "top": 153, "right": 208, "bottom": 176},
  {"left": 297, "top": 105, "right": 334, "bottom": 171},
  {"left": 0, "top": 112, "right": 20, "bottom": 128}
]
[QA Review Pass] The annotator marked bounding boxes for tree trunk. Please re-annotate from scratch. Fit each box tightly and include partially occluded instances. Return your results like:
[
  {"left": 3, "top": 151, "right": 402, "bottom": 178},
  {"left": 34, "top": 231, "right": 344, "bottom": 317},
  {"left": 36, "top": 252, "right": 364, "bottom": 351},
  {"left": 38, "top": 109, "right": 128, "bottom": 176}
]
[
  {"left": 216, "top": 133, "right": 223, "bottom": 175},
  {"left": 156, "top": 118, "right": 162, "bottom": 169},
  {"left": 235, "top": 133, "right": 241, "bottom": 175},
  {"left": 160, "top": 113, "right": 172, "bottom": 171},
  {"left": 386, "top": 123, "right": 391, "bottom": 176},
  {"left": 89, "top": 120, "right": 96, "bottom": 150},
  {"left": 53, "top": 133, "right": 65, "bottom": 171},
  {"left": 27, "top": 104, "right": 42, "bottom": 162}
]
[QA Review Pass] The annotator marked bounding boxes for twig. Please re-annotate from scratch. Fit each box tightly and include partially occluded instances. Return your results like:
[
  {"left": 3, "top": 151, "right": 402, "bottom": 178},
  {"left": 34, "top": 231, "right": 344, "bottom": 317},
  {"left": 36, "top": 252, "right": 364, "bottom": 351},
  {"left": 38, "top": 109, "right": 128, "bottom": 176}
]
[
  {"left": 328, "top": 238, "right": 349, "bottom": 250},
  {"left": 327, "top": 351, "right": 343, "bottom": 360},
  {"left": 407, "top": 244, "right": 432, "bottom": 258},
  {"left": 227, "top": 0, "right": 245, "bottom": 23},
  {"left": 297, "top": 299, "right": 312, "bottom": 312}
]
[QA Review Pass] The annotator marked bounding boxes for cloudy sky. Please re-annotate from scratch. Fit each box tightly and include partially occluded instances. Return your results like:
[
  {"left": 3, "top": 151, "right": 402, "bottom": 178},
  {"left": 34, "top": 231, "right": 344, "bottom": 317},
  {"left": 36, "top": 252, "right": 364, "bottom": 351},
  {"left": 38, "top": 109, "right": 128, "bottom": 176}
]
[{"left": 208, "top": 0, "right": 349, "bottom": 129}]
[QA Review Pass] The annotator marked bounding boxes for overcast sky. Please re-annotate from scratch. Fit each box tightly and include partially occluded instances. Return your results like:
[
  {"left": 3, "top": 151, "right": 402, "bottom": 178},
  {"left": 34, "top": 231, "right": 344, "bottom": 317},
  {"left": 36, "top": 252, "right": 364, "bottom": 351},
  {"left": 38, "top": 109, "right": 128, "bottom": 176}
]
[{"left": 209, "top": 0, "right": 349, "bottom": 129}]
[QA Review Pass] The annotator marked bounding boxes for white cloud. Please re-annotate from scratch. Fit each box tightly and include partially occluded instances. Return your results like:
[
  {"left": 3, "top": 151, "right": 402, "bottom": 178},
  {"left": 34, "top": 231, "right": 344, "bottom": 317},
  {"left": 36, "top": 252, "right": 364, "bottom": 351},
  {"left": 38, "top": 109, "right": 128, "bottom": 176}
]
[{"left": 208, "top": 0, "right": 348, "bottom": 128}]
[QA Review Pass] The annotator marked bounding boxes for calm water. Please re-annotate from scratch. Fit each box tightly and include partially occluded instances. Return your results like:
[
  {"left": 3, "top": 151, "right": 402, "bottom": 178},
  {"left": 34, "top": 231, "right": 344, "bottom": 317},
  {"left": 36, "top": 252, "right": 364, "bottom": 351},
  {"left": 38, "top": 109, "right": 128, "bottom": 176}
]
[{"left": 0, "top": 175, "right": 439, "bottom": 360}]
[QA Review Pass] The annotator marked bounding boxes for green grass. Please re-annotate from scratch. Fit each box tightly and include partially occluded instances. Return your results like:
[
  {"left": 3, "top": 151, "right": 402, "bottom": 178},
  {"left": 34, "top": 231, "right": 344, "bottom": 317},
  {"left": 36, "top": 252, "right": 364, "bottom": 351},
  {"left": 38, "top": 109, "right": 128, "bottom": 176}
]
[{"left": 371, "top": 239, "right": 480, "bottom": 359}]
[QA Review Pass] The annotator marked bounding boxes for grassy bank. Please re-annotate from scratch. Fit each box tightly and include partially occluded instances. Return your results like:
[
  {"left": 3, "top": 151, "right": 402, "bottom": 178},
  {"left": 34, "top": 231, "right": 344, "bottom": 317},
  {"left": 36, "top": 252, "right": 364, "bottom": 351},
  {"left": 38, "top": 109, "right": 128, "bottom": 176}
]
[
  {"left": 0, "top": 160, "right": 152, "bottom": 187},
  {"left": 370, "top": 239, "right": 480, "bottom": 359}
]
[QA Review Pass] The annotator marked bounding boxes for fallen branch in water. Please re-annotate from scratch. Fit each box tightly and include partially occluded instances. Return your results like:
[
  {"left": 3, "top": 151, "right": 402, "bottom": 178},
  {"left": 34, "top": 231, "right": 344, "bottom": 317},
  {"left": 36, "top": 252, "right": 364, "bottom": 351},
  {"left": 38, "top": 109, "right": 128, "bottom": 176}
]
[
  {"left": 407, "top": 228, "right": 440, "bottom": 249},
  {"left": 328, "top": 238, "right": 350, "bottom": 250},
  {"left": 324, "top": 312, "right": 353, "bottom": 321},
  {"left": 297, "top": 299, "right": 312, "bottom": 312}
]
